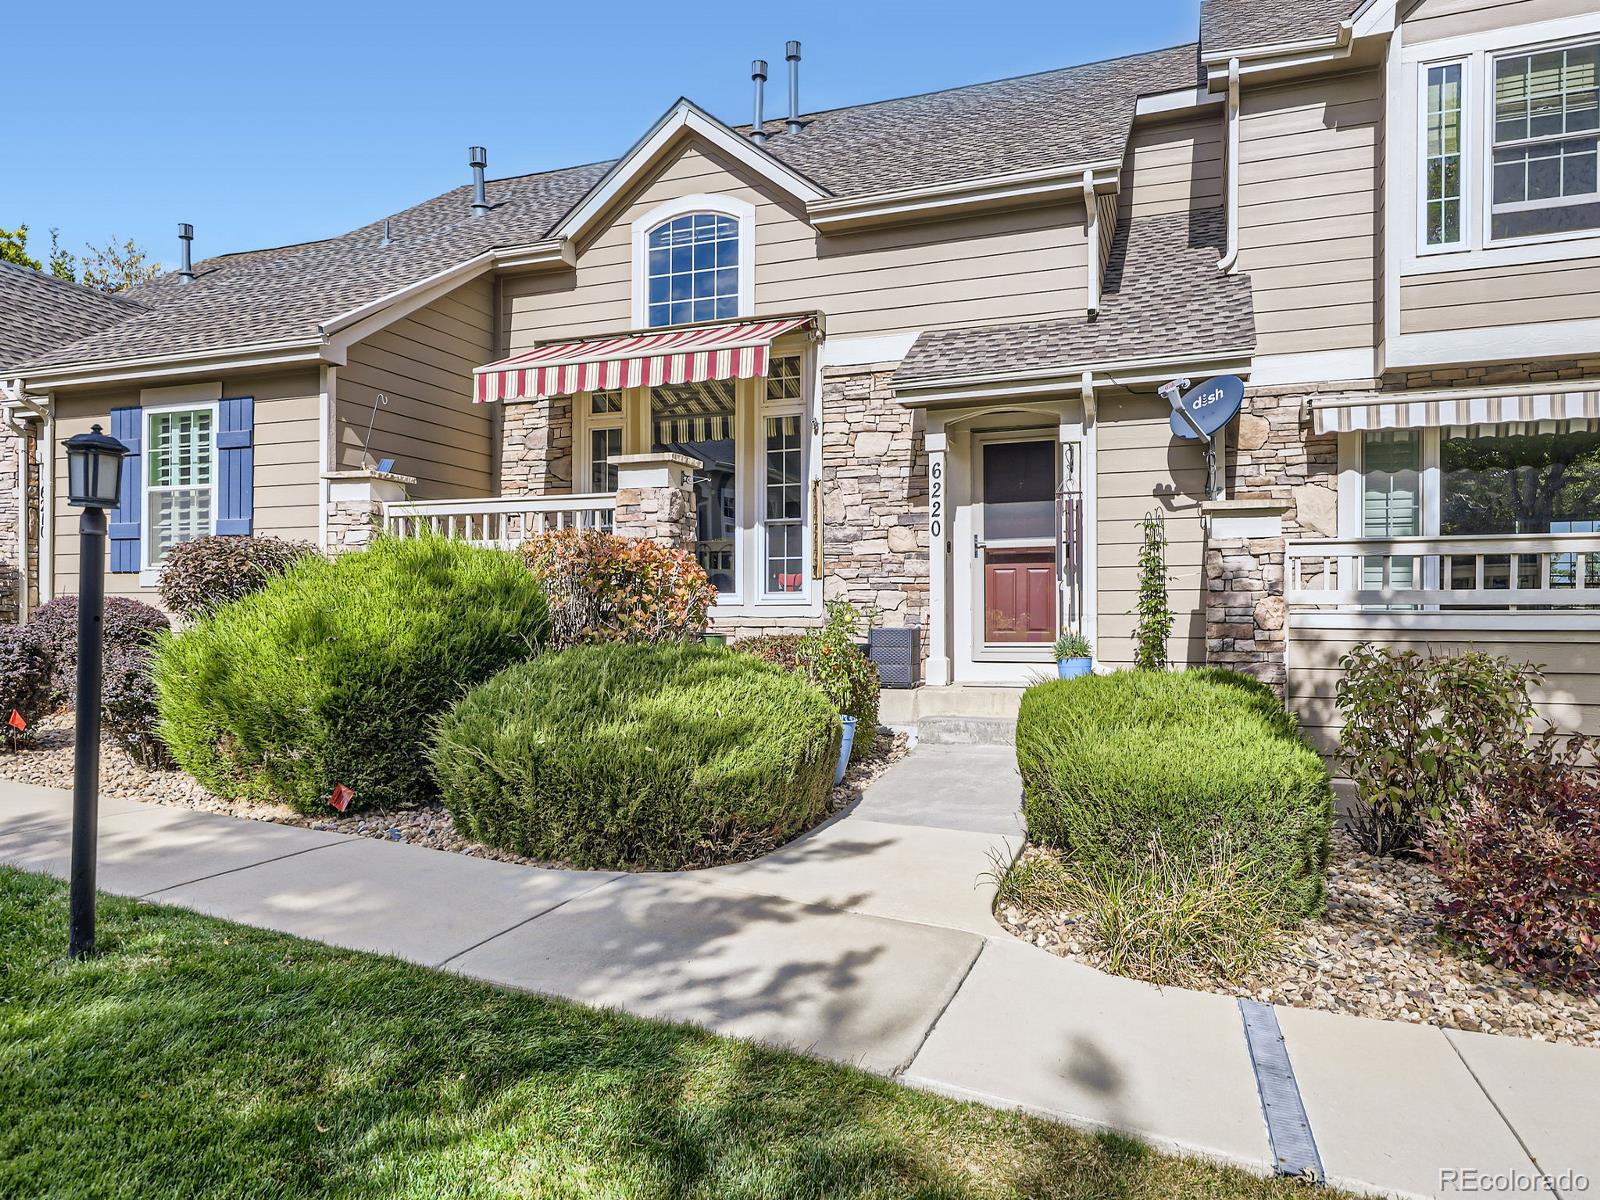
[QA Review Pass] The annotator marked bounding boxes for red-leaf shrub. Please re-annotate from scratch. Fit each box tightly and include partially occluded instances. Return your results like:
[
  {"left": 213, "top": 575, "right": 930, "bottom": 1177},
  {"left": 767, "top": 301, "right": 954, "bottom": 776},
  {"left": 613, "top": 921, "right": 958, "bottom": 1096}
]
[
  {"left": 28, "top": 595, "right": 170, "bottom": 704},
  {"left": 101, "top": 643, "right": 171, "bottom": 768},
  {"left": 158, "top": 534, "right": 316, "bottom": 619},
  {"left": 1425, "top": 732, "right": 1600, "bottom": 996},
  {"left": 519, "top": 528, "right": 716, "bottom": 649}
]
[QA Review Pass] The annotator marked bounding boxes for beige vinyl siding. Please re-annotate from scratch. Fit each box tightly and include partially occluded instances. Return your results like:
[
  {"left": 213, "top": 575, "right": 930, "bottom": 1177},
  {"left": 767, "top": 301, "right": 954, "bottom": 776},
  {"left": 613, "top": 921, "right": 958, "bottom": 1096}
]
[
  {"left": 1119, "top": 111, "right": 1225, "bottom": 221},
  {"left": 501, "top": 138, "right": 1087, "bottom": 351},
  {"left": 1399, "top": 256, "right": 1600, "bottom": 334},
  {"left": 1403, "top": 0, "right": 1598, "bottom": 43},
  {"left": 1237, "top": 69, "right": 1382, "bottom": 358},
  {"left": 1094, "top": 390, "right": 1209, "bottom": 670},
  {"left": 51, "top": 369, "right": 321, "bottom": 602},
  {"left": 336, "top": 276, "right": 495, "bottom": 499},
  {"left": 1289, "top": 625, "right": 1600, "bottom": 750}
]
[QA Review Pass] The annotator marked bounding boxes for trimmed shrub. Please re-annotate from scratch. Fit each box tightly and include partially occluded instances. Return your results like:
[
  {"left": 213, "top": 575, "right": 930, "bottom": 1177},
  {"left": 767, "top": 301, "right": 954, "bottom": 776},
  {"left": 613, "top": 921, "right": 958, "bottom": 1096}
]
[
  {"left": 158, "top": 534, "right": 316, "bottom": 619},
  {"left": 0, "top": 628, "right": 53, "bottom": 743},
  {"left": 431, "top": 643, "right": 840, "bottom": 870},
  {"left": 1337, "top": 644, "right": 1541, "bottom": 857},
  {"left": 1425, "top": 731, "right": 1600, "bottom": 995},
  {"left": 519, "top": 528, "right": 716, "bottom": 649},
  {"left": 102, "top": 643, "right": 171, "bottom": 769},
  {"left": 1017, "top": 668, "right": 1333, "bottom": 919},
  {"left": 154, "top": 536, "right": 549, "bottom": 814},
  {"left": 29, "top": 595, "right": 170, "bottom": 703},
  {"left": 739, "top": 601, "right": 879, "bottom": 762}
]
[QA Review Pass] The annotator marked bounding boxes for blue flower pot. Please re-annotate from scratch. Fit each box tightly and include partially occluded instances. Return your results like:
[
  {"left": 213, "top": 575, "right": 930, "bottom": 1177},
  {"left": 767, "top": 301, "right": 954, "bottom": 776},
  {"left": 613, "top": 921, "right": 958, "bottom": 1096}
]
[
  {"left": 834, "top": 715, "right": 858, "bottom": 786},
  {"left": 1057, "top": 657, "right": 1093, "bottom": 679}
]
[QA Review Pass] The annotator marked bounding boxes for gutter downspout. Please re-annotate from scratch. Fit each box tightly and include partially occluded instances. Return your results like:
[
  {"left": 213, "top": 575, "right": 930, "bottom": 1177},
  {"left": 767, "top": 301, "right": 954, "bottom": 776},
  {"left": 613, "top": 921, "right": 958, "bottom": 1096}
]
[
  {"left": 2, "top": 380, "right": 27, "bottom": 624},
  {"left": 1082, "top": 170, "right": 1101, "bottom": 317},
  {"left": 39, "top": 399, "right": 53, "bottom": 604},
  {"left": 1217, "top": 57, "right": 1241, "bottom": 274}
]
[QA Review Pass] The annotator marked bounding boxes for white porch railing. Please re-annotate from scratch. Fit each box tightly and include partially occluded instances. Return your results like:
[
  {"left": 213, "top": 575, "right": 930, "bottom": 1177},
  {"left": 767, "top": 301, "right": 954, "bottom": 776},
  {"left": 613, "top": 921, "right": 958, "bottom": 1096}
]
[
  {"left": 381, "top": 494, "right": 616, "bottom": 550},
  {"left": 1286, "top": 532, "right": 1600, "bottom": 608}
]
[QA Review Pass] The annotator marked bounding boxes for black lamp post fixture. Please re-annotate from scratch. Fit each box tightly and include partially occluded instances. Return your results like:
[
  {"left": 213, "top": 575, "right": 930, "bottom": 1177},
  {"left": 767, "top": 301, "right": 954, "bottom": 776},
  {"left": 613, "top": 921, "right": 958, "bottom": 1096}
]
[{"left": 63, "top": 423, "right": 129, "bottom": 960}]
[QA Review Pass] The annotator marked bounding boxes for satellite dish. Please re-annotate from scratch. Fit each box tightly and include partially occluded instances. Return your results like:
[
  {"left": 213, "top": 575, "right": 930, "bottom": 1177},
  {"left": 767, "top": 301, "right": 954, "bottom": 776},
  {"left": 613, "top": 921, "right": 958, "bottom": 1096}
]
[{"left": 1169, "top": 375, "right": 1245, "bottom": 441}]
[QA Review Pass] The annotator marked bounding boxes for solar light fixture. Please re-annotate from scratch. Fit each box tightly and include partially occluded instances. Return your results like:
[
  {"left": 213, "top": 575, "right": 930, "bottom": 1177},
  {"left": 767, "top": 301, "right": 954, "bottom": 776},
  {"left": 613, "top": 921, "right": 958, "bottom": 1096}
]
[{"left": 61, "top": 423, "right": 129, "bottom": 959}]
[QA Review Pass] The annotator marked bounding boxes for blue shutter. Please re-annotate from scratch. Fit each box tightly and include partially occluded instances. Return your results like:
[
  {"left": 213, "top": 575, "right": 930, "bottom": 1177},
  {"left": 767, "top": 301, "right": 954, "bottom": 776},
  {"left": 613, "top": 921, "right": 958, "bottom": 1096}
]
[
  {"left": 216, "top": 396, "right": 254, "bottom": 536},
  {"left": 108, "top": 405, "right": 142, "bottom": 572}
]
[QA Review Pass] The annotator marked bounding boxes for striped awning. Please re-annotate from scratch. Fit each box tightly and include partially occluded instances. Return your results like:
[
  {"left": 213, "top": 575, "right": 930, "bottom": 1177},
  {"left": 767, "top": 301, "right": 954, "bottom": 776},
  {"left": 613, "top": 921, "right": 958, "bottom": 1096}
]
[
  {"left": 1312, "top": 386, "right": 1600, "bottom": 434},
  {"left": 474, "top": 315, "right": 817, "bottom": 404}
]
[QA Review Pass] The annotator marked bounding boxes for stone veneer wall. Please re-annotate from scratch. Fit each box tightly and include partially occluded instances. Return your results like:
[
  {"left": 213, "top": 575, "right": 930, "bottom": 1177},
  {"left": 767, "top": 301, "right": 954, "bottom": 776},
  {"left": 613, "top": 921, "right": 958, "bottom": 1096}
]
[
  {"left": 613, "top": 477, "right": 695, "bottom": 552},
  {"left": 1204, "top": 535, "right": 1287, "bottom": 691},
  {"left": 0, "top": 428, "right": 28, "bottom": 622},
  {"left": 326, "top": 497, "right": 382, "bottom": 553},
  {"left": 818, "top": 363, "right": 929, "bottom": 657},
  {"left": 499, "top": 396, "right": 572, "bottom": 496}
]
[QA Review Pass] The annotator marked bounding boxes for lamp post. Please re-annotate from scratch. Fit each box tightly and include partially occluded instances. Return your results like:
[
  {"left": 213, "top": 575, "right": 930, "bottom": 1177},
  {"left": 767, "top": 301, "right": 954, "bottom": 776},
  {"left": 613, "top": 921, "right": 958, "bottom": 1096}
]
[{"left": 63, "top": 423, "right": 128, "bottom": 960}]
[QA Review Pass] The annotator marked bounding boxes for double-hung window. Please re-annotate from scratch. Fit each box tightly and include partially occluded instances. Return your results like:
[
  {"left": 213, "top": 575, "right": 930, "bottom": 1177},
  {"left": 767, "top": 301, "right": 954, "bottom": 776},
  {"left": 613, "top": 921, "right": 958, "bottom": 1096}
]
[
  {"left": 761, "top": 356, "right": 806, "bottom": 595},
  {"left": 585, "top": 391, "right": 624, "bottom": 492},
  {"left": 1491, "top": 42, "right": 1599, "bottom": 240},
  {"left": 144, "top": 407, "right": 216, "bottom": 567}
]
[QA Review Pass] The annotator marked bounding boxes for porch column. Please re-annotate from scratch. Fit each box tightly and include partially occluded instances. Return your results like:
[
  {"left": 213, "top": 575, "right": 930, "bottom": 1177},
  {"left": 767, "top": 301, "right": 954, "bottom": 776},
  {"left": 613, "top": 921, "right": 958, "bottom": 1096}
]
[
  {"left": 925, "top": 430, "right": 951, "bottom": 686},
  {"left": 1202, "top": 495, "right": 1291, "bottom": 694},
  {"left": 323, "top": 468, "right": 415, "bottom": 554},
  {"left": 612, "top": 452, "right": 699, "bottom": 554}
]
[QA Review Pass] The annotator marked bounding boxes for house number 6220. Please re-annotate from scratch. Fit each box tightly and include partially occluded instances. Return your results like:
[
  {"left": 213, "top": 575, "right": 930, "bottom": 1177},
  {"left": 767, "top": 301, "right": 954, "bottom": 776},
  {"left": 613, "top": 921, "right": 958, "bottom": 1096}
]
[{"left": 929, "top": 459, "right": 943, "bottom": 539}]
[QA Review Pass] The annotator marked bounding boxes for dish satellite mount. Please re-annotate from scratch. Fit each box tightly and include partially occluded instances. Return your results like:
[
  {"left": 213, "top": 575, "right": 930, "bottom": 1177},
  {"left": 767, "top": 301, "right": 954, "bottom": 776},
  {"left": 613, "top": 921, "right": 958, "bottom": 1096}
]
[{"left": 1162, "top": 374, "right": 1244, "bottom": 501}]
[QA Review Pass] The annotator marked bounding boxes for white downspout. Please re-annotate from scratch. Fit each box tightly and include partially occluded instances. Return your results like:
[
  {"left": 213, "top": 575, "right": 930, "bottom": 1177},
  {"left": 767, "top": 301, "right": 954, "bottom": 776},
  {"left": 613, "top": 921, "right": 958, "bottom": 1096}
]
[
  {"left": 15, "top": 424, "right": 29, "bottom": 624},
  {"left": 1217, "top": 57, "right": 1241, "bottom": 274},
  {"left": 1082, "top": 169, "right": 1101, "bottom": 316},
  {"left": 39, "top": 399, "right": 53, "bottom": 603}
]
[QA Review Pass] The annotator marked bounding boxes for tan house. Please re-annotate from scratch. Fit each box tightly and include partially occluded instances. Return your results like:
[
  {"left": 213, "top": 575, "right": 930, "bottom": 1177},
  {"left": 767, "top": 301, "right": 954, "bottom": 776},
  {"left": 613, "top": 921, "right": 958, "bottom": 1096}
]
[{"left": 5, "top": 0, "right": 1600, "bottom": 744}]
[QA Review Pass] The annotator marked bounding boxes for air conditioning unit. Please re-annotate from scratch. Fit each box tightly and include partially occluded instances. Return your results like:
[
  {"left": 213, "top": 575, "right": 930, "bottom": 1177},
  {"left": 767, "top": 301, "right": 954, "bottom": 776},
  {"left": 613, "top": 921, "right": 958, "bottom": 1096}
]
[{"left": 867, "top": 628, "right": 919, "bottom": 689}]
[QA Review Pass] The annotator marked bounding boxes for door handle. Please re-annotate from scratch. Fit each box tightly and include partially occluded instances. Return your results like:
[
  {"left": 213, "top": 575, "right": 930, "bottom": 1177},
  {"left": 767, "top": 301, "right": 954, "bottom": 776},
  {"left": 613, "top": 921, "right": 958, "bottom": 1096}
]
[{"left": 973, "top": 534, "right": 983, "bottom": 559}]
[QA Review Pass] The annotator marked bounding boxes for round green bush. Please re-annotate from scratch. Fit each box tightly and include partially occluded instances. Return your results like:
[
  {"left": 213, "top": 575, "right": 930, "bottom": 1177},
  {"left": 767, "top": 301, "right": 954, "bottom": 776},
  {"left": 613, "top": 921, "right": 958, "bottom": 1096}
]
[
  {"left": 154, "top": 536, "right": 549, "bottom": 814},
  {"left": 1016, "top": 668, "right": 1333, "bottom": 919},
  {"left": 431, "top": 643, "right": 841, "bottom": 870}
]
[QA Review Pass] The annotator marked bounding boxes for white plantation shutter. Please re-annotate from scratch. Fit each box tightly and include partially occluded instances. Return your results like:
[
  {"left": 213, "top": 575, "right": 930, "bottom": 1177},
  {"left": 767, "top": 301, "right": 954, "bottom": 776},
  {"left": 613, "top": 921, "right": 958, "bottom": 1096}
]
[{"left": 1362, "top": 431, "right": 1421, "bottom": 591}]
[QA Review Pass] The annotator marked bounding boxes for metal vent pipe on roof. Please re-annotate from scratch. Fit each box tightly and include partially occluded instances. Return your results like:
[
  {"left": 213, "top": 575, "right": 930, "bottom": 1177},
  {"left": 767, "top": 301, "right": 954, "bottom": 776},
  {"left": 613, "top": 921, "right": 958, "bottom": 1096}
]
[
  {"left": 469, "top": 146, "right": 490, "bottom": 216},
  {"left": 177, "top": 223, "right": 195, "bottom": 283},
  {"left": 786, "top": 41, "right": 803, "bottom": 133},
  {"left": 751, "top": 60, "right": 768, "bottom": 144}
]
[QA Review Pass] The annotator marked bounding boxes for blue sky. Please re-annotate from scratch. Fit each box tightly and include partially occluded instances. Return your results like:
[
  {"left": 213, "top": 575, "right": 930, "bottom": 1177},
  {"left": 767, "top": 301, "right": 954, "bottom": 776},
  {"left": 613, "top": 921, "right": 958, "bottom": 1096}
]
[{"left": 10, "top": 0, "right": 1199, "bottom": 273}]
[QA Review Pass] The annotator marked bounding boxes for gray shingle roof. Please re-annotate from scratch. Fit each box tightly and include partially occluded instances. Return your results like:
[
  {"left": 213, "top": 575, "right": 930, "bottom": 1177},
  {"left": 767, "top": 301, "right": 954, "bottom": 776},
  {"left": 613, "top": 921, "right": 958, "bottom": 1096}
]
[
  {"left": 1200, "top": 0, "right": 1360, "bottom": 54},
  {"left": 0, "top": 262, "right": 146, "bottom": 372},
  {"left": 891, "top": 208, "right": 1254, "bottom": 387},
  {"left": 758, "top": 43, "right": 1199, "bottom": 194},
  {"left": 16, "top": 42, "right": 1202, "bottom": 376}
]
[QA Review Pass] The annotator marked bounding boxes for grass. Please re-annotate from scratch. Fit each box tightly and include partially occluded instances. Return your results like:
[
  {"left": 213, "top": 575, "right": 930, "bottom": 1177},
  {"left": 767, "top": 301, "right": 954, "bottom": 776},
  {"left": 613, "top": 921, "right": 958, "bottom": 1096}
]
[{"left": 0, "top": 867, "right": 1325, "bottom": 1200}]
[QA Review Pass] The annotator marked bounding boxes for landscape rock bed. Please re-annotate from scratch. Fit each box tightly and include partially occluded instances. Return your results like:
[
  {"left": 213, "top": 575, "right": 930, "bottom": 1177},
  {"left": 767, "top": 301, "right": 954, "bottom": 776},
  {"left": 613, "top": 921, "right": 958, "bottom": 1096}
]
[
  {"left": 996, "top": 833, "right": 1600, "bottom": 1048},
  {"left": 1, "top": 712, "right": 907, "bottom": 872}
]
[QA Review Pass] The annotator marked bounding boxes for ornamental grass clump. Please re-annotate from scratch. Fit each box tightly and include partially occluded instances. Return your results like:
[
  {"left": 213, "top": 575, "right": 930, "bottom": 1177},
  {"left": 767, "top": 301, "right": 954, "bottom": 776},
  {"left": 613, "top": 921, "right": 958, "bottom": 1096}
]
[
  {"left": 430, "top": 643, "right": 839, "bottom": 870},
  {"left": 1017, "top": 668, "right": 1332, "bottom": 921},
  {"left": 154, "top": 536, "right": 548, "bottom": 814}
]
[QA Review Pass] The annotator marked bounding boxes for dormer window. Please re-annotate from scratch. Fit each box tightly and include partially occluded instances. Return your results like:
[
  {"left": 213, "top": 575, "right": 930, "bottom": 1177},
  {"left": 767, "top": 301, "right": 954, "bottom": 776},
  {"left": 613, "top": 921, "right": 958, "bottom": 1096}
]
[{"left": 646, "top": 213, "right": 740, "bottom": 327}]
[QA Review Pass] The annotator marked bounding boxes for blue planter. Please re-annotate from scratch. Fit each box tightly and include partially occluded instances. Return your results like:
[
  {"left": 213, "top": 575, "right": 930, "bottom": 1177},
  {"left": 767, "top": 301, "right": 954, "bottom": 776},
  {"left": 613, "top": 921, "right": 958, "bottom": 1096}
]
[
  {"left": 1057, "top": 657, "right": 1093, "bottom": 679},
  {"left": 834, "top": 715, "right": 858, "bottom": 786}
]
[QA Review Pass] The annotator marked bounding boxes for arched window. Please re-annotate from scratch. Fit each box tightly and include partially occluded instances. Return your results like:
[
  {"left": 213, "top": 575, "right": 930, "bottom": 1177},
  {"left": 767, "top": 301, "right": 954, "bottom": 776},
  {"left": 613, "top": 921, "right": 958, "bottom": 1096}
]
[{"left": 645, "top": 213, "right": 740, "bottom": 327}]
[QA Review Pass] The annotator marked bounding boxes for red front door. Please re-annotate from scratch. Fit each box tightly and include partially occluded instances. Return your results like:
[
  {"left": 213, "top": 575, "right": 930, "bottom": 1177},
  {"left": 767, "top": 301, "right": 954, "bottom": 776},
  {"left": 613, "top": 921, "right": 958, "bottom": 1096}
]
[{"left": 984, "top": 548, "right": 1056, "bottom": 642}]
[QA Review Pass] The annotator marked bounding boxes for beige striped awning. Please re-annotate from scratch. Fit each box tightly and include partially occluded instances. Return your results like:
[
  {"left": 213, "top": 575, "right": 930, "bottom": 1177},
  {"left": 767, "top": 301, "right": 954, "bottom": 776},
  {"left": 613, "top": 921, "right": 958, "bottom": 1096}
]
[{"left": 1311, "top": 386, "right": 1600, "bottom": 435}]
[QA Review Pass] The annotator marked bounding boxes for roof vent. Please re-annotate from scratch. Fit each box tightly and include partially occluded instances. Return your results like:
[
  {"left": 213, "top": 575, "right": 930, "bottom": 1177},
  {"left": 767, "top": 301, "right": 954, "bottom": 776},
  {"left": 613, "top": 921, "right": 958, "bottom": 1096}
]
[
  {"left": 177, "top": 223, "right": 195, "bottom": 284},
  {"left": 750, "top": 60, "right": 768, "bottom": 144},
  {"left": 469, "top": 146, "right": 490, "bottom": 216},
  {"left": 785, "top": 41, "right": 803, "bottom": 134},
  {"left": 381, "top": 218, "right": 392, "bottom": 247}
]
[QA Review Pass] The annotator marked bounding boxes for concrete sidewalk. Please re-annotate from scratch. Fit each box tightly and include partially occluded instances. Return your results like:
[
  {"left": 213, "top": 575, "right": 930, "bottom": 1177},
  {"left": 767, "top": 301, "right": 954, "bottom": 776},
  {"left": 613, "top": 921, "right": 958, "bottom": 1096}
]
[{"left": 4, "top": 748, "right": 1596, "bottom": 1199}]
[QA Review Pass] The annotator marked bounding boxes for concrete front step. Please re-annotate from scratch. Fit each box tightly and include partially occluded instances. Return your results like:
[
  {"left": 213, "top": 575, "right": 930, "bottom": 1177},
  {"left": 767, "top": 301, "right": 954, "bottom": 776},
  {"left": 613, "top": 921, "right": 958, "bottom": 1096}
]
[{"left": 915, "top": 715, "right": 1017, "bottom": 746}]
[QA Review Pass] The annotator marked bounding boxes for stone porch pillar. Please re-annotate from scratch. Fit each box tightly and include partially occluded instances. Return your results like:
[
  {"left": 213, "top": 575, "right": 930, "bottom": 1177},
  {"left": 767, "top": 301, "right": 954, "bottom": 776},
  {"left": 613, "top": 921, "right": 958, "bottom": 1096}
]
[
  {"left": 1202, "top": 495, "right": 1291, "bottom": 694},
  {"left": 323, "top": 468, "right": 415, "bottom": 554},
  {"left": 612, "top": 453, "right": 699, "bottom": 553}
]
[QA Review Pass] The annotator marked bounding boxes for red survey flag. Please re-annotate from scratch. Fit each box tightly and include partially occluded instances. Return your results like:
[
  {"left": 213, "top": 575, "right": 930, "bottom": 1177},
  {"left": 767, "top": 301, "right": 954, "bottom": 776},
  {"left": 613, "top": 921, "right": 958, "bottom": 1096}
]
[
  {"left": 8, "top": 710, "right": 26, "bottom": 732},
  {"left": 328, "top": 783, "right": 354, "bottom": 813}
]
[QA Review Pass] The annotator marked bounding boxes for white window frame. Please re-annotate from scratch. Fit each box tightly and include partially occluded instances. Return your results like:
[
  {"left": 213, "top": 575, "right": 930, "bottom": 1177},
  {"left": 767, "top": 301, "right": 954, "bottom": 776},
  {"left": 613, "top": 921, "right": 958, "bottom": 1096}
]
[
  {"left": 630, "top": 194, "right": 756, "bottom": 329},
  {"left": 140, "top": 398, "right": 219, "bottom": 585},
  {"left": 757, "top": 355, "right": 810, "bottom": 602},
  {"left": 1418, "top": 56, "right": 1470, "bottom": 255},
  {"left": 1398, "top": 12, "right": 1600, "bottom": 275},
  {"left": 573, "top": 389, "right": 626, "bottom": 495}
]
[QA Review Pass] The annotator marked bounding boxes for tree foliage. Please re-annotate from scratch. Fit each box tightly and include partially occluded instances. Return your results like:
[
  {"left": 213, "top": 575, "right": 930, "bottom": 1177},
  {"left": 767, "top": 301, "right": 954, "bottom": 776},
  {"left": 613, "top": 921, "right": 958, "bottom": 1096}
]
[
  {"left": 1, "top": 226, "right": 40, "bottom": 271},
  {"left": 79, "top": 236, "right": 161, "bottom": 292}
]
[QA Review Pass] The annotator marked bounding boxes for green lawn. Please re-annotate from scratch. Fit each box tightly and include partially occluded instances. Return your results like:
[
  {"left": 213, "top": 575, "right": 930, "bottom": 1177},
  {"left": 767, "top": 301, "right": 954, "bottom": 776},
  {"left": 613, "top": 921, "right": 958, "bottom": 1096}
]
[{"left": 1, "top": 867, "right": 1313, "bottom": 1199}]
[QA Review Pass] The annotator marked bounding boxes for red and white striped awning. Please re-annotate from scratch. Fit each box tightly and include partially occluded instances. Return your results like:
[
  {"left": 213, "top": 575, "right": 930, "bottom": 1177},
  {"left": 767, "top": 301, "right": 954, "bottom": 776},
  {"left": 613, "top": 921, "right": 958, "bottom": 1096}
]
[{"left": 474, "top": 315, "right": 817, "bottom": 404}]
